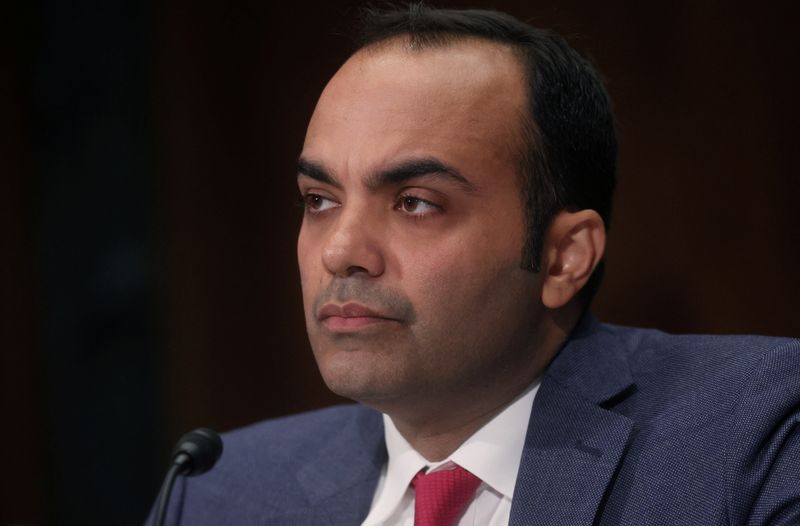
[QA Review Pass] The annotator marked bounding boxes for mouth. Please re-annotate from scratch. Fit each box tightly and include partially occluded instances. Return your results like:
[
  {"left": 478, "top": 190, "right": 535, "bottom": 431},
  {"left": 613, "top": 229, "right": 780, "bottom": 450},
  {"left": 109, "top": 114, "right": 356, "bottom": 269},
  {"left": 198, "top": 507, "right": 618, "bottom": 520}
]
[{"left": 317, "top": 302, "right": 401, "bottom": 332}]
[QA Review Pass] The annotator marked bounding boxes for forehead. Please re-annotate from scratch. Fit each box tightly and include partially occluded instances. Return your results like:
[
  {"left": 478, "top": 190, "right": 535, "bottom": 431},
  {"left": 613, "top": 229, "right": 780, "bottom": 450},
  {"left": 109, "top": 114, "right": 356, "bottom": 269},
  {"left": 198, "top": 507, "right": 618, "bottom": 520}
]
[{"left": 302, "top": 38, "right": 528, "bottom": 184}]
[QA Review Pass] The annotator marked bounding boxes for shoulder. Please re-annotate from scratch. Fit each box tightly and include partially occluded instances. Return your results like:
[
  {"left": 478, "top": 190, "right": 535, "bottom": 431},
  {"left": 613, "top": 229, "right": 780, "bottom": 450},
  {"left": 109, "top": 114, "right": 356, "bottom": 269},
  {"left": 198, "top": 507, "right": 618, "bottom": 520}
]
[
  {"left": 215, "top": 403, "right": 382, "bottom": 481},
  {"left": 155, "top": 404, "right": 384, "bottom": 524},
  {"left": 564, "top": 318, "right": 800, "bottom": 419},
  {"left": 601, "top": 322, "right": 799, "bottom": 389},
  {"left": 222, "top": 403, "right": 379, "bottom": 456},
  {"left": 600, "top": 322, "right": 800, "bottom": 424},
  {"left": 597, "top": 323, "right": 800, "bottom": 524}
]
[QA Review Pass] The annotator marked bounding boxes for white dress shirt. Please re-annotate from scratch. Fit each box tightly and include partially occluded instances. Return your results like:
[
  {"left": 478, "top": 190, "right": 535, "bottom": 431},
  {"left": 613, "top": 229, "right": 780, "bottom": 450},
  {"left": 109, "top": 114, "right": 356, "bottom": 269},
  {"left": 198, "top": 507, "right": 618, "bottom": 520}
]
[{"left": 361, "top": 381, "right": 540, "bottom": 526}]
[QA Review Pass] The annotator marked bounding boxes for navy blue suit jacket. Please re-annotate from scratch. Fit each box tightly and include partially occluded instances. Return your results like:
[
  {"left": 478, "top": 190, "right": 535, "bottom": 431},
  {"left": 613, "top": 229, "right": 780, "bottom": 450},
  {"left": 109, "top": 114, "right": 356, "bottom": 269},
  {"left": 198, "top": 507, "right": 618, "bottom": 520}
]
[{"left": 150, "top": 317, "right": 800, "bottom": 525}]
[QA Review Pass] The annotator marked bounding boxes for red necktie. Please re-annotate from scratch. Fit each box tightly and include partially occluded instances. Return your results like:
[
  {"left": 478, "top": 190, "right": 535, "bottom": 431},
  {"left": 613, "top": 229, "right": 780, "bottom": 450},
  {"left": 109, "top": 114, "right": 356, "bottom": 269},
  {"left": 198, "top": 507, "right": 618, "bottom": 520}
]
[{"left": 411, "top": 465, "right": 482, "bottom": 526}]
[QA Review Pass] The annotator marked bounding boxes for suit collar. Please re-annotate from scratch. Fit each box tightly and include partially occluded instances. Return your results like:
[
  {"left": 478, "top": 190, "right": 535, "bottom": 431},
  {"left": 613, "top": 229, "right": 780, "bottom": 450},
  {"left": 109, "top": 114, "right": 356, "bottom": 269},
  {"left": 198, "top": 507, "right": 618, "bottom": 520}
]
[
  {"left": 510, "top": 313, "right": 636, "bottom": 526},
  {"left": 545, "top": 312, "right": 635, "bottom": 405}
]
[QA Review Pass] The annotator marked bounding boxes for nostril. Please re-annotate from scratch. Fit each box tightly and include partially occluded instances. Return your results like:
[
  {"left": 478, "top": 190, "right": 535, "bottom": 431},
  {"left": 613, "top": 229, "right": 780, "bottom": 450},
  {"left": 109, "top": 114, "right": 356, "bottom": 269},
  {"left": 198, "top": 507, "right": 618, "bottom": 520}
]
[{"left": 345, "top": 265, "right": 370, "bottom": 276}]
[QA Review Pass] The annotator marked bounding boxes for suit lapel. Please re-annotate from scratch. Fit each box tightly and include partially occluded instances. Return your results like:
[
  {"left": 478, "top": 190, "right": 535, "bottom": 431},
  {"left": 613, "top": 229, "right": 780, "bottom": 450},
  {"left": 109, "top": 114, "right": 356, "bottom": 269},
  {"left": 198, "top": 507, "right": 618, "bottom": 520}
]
[
  {"left": 510, "top": 316, "right": 635, "bottom": 526},
  {"left": 292, "top": 407, "right": 387, "bottom": 526}
]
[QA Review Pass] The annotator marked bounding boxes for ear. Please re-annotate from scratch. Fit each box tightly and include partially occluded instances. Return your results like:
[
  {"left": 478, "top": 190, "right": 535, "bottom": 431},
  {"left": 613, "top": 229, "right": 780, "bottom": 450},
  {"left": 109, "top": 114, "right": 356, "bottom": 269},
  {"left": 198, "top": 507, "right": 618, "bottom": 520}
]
[{"left": 540, "top": 210, "right": 606, "bottom": 309}]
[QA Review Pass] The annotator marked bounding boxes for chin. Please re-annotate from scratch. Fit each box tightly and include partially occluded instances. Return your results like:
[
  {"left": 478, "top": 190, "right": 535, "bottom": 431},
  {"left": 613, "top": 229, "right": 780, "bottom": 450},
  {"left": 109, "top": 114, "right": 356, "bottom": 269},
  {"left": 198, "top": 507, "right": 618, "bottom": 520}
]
[
  {"left": 320, "top": 363, "right": 383, "bottom": 401},
  {"left": 317, "top": 353, "right": 406, "bottom": 405},
  {"left": 323, "top": 376, "right": 389, "bottom": 405}
]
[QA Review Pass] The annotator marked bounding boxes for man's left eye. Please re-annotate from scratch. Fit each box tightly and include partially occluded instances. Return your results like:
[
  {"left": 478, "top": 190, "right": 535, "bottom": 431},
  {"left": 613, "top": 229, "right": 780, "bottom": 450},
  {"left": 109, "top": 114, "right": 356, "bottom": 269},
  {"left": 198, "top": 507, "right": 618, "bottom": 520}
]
[{"left": 396, "top": 196, "right": 439, "bottom": 216}]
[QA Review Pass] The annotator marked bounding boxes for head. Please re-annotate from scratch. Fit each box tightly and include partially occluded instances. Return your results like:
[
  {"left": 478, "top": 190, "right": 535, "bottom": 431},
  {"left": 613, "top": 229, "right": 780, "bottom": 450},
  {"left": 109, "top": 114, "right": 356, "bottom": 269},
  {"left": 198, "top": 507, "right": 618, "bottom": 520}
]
[
  {"left": 296, "top": 4, "right": 616, "bottom": 422},
  {"left": 357, "top": 4, "right": 617, "bottom": 298}
]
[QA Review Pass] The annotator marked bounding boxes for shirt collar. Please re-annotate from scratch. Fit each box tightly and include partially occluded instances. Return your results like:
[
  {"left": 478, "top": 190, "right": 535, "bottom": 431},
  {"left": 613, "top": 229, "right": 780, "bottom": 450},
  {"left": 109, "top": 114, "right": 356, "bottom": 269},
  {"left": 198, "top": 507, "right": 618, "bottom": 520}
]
[
  {"left": 375, "top": 380, "right": 540, "bottom": 518},
  {"left": 446, "top": 380, "right": 539, "bottom": 498}
]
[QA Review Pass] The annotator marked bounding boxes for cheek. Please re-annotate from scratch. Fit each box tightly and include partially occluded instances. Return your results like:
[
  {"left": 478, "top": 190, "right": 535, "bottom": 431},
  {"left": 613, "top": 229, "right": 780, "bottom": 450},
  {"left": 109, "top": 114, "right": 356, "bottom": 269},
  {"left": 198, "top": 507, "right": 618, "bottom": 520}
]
[{"left": 401, "top": 231, "right": 527, "bottom": 321}]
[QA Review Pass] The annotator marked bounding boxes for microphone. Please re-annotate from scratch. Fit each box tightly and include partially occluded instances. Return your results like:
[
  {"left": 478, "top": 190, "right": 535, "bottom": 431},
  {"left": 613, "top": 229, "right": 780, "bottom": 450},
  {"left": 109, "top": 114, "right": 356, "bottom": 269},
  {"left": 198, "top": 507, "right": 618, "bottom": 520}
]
[{"left": 154, "top": 428, "right": 223, "bottom": 526}]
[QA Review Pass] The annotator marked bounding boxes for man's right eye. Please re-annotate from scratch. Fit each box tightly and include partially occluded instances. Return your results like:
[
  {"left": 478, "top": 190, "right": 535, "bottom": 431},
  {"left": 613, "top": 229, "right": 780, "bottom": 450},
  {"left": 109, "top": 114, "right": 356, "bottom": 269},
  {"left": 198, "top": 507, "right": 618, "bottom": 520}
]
[{"left": 302, "top": 193, "right": 339, "bottom": 212}]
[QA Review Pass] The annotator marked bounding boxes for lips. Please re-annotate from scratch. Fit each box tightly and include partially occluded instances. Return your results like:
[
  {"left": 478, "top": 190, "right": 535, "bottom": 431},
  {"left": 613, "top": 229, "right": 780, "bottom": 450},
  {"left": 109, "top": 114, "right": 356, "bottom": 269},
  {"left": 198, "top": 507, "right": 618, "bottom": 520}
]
[
  {"left": 317, "top": 302, "right": 399, "bottom": 331},
  {"left": 318, "top": 303, "right": 387, "bottom": 319}
]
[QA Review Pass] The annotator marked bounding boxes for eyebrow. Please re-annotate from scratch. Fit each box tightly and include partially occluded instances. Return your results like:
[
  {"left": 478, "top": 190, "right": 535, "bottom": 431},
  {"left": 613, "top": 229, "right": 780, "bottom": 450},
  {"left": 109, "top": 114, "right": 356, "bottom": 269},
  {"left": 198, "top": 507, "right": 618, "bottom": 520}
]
[
  {"left": 296, "top": 156, "right": 477, "bottom": 193},
  {"left": 297, "top": 158, "right": 340, "bottom": 188}
]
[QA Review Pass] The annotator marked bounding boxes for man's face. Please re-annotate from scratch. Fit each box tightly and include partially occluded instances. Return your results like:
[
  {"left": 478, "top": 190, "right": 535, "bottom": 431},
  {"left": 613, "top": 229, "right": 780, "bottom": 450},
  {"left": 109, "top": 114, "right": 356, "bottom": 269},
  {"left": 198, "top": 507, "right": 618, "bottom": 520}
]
[{"left": 297, "top": 39, "right": 546, "bottom": 414}]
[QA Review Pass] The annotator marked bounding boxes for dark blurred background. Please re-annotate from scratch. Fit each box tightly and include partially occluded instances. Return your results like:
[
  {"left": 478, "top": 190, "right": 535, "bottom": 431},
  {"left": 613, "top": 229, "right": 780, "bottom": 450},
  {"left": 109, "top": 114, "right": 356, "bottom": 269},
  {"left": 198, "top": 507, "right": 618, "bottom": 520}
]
[{"left": 3, "top": 0, "right": 799, "bottom": 524}]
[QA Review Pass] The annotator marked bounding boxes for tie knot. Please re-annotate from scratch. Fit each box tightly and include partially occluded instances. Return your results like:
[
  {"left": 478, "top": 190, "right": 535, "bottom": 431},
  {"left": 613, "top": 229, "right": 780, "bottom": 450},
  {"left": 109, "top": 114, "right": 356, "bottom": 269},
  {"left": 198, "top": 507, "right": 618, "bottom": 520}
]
[{"left": 412, "top": 465, "right": 482, "bottom": 526}]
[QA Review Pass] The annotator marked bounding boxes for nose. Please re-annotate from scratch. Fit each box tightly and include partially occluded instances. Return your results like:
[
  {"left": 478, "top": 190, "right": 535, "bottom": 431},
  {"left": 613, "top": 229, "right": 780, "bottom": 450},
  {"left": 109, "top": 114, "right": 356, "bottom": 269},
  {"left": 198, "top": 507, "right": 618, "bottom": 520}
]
[{"left": 321, "top": 210, "right": 385, "bottom": 278}]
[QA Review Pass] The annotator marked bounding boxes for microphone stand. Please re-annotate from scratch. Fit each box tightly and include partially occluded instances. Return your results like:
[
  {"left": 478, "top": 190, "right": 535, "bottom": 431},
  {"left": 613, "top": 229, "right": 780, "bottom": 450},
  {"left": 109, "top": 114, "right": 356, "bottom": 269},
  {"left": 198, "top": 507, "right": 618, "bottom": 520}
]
[
  {"left": 153, "top": 429, "right": 223, "bottom": 526},
  {"left": 154, "top": 452, "right": 190, "bottom": 526}
]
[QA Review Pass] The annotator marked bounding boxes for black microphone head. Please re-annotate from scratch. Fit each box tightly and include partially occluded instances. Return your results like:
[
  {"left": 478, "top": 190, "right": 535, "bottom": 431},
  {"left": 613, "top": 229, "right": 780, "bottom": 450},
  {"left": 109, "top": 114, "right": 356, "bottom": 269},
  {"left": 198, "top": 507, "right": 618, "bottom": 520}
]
[{"left": 171, "top": 427, "right": 223, "bottom": 476}]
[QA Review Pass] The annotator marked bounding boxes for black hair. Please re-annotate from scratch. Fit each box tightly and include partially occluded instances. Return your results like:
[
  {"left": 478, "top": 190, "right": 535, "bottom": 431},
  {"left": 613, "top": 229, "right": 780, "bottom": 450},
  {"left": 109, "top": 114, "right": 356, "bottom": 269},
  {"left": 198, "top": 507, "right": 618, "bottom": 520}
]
[{"left": 354, "top": 3, "right": 617, "bottom": 302}]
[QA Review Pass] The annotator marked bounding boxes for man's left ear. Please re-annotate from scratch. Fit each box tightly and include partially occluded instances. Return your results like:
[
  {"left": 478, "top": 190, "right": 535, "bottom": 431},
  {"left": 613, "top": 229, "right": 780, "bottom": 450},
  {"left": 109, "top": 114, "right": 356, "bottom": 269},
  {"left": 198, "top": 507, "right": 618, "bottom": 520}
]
[{"left": 540, "top": 209, "right": 606, "bottom": 309}]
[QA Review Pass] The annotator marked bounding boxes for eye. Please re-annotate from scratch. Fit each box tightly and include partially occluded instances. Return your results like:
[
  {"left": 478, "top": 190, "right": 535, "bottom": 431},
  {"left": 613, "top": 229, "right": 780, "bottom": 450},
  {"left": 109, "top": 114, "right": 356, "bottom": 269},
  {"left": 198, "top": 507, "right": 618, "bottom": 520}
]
[
  {"left": 396, "top": 195, "right": 441, "bottom": 216},
  {"left": 302, "top": 193, "right": 339, "bottom": 213}
]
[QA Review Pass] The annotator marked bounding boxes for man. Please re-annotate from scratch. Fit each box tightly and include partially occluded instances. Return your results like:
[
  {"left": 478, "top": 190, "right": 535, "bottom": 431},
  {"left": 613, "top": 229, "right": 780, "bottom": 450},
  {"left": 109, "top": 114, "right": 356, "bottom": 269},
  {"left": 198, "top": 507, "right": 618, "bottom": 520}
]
[{"left": 151, "top": 5, "right": 800, "bottom": 525}]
